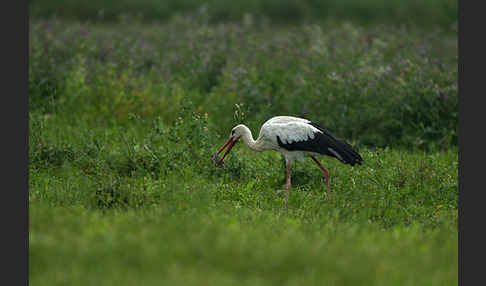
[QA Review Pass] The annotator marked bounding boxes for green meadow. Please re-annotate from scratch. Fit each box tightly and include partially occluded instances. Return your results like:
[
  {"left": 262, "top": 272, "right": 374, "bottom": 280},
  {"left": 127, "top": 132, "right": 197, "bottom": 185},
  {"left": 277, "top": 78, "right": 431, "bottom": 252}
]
[{"left": 29, "top": 2, "right": 457, "bottom": 285}]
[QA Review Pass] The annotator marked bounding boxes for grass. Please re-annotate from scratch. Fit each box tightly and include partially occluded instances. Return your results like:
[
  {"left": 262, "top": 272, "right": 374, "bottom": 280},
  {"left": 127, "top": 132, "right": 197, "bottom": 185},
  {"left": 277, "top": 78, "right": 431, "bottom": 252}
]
[
  {"left": 29, "top": 0, "right": 458, "bottom": 28},
  {"left": 29, "top": 11, "right": 457, "bottom": 286},
  {"left": 29, "top": 106, "right": 458, "bottom": 285},
  {"left": 30, "top": 202, "right": 456, "bottom": 286}
]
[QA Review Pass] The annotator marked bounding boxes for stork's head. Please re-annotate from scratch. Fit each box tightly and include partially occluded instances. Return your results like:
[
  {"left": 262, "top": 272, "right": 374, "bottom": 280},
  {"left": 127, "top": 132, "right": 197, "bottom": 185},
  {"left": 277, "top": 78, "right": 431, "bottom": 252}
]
[{"left": 213, "top": 125, "right": 246, "bottom": 167}]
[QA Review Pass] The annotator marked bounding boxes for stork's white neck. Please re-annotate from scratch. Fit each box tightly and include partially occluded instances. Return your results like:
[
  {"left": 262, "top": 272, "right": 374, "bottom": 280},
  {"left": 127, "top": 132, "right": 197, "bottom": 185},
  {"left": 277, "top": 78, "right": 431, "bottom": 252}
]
[{"left": 239, "top": 125, "right": 263, "bottom": 152}]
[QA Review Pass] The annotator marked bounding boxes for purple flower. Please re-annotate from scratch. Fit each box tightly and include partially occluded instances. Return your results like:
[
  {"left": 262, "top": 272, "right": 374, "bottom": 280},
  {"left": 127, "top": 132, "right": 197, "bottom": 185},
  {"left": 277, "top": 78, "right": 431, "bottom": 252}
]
[{"left": 79, "top": 30, "right": 89, "bottom": 37}]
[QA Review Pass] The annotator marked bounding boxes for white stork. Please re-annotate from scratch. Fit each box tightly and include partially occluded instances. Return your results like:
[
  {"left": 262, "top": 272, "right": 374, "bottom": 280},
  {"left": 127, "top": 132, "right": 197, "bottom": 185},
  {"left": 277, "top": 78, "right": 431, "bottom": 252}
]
[{"left": 213, "top": 116, "right": 363, "bottom": 208}]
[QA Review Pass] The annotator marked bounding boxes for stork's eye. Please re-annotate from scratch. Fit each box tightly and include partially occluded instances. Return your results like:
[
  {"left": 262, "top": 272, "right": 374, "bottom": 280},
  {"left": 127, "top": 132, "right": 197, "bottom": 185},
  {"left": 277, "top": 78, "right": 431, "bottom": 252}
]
[{"left": 232, "top": 130, "right": 235, "bottom": 135}]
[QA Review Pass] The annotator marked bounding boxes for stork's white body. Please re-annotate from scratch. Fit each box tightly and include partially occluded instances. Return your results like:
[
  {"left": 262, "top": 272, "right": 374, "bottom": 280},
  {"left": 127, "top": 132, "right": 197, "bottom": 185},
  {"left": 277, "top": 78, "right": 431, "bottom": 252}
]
[
  {"left": 253, "top": 116, "right": 327, "bottom": 161},
  {"left": 215, "top": 116, "right": 362, "bottom": 208}
]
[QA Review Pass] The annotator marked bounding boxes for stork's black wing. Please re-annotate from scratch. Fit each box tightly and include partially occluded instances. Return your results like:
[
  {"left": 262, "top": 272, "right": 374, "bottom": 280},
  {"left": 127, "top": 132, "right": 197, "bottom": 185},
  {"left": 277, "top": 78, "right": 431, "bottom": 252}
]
[{"left": 276, "top": 121, "right": 363, "bottom": 166}]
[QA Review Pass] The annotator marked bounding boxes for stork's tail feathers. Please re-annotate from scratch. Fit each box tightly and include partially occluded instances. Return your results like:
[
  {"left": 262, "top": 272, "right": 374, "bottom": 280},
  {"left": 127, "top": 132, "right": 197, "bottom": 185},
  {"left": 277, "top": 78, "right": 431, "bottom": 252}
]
[
  {"left": 308, "top": 122, "right": 363, "bottom": 166},
  {"left": 326, "top": 139, "right": 363, "bottom": 166}
]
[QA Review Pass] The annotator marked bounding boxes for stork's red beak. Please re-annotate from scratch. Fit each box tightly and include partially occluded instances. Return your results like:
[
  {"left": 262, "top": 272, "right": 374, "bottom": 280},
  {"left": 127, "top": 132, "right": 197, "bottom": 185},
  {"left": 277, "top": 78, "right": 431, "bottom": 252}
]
[{"left": 213, "top": 137, "right": 236, "bottom": 167}]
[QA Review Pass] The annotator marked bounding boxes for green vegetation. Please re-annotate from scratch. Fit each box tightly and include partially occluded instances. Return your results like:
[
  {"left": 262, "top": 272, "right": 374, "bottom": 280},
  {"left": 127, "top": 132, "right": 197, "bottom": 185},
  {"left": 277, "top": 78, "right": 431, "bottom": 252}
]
[
  {"left": 29, "top": 4, "right": 457, "bottom": 285},
  {"left": 29, "top": 0, "right": 458, "bottom": 28},
  {"left": 29, "top": 17, "right": 457, "bottom": 149}
]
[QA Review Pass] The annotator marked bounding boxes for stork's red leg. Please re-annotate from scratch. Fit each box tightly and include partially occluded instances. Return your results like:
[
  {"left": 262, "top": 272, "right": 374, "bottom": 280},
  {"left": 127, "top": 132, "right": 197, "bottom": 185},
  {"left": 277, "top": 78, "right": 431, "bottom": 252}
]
[
  {"left": 285, "top": 160, "right": 291, "bottom": 208},
  {"left": 311, "top": 156, "right": 331, "bottom": 200}
]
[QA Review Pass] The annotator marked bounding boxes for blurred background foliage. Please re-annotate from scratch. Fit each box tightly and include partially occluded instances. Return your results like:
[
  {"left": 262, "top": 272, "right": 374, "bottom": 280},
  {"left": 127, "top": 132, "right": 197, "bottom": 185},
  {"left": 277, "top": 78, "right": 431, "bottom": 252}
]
[
  {"left": 29, "top": 0, "right": 458, "bottom": 151},
  {"left": 29, "top": 0, "right": 457, "bottom": 28}
]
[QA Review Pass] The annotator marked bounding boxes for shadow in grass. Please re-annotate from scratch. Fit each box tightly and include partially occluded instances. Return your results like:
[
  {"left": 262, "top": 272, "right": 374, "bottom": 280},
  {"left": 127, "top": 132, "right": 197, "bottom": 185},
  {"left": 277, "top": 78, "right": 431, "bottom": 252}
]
[{"left": 94, "top": 182, "right": 130, "bottom": 210}]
